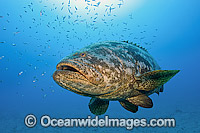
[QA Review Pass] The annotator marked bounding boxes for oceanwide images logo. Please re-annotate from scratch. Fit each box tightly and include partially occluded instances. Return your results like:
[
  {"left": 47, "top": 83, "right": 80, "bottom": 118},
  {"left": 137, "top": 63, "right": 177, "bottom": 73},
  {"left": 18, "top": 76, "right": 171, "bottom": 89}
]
[{"left": 24, "top": 114, "right": 176, "bottom": 129}]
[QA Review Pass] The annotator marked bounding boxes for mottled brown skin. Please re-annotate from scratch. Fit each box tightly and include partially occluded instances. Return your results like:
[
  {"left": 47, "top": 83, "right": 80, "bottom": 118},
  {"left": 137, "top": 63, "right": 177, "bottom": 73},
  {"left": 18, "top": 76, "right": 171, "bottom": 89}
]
[{"left": 53, "top": 41, "right": 179, "bottom": 115}]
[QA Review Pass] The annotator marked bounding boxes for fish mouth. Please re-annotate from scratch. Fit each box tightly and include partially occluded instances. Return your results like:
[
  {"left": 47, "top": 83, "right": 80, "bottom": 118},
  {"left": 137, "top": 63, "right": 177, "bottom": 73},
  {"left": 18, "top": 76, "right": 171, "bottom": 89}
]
[
  {"left": 56, "top": 63, "right": 88, "bottom": 80},
  {"left": 54, "top": 59, "right": 104, "bottom": 85},
  {"left": 53, "top": 59, "right": 108, "bottom": 95}
]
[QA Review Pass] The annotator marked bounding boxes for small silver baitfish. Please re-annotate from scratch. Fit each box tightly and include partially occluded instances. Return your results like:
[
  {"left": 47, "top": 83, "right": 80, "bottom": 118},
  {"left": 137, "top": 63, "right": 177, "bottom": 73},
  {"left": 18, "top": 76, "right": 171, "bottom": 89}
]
[{"left": 53, "top": 41, "right": 179, "bottom": 115}]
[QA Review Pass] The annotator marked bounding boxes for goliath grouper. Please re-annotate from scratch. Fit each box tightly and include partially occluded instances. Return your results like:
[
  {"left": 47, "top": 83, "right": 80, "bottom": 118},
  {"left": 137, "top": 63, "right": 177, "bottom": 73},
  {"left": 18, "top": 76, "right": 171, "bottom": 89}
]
[{"left": 53, "top": 41, "right": 179, "bottom": 115}]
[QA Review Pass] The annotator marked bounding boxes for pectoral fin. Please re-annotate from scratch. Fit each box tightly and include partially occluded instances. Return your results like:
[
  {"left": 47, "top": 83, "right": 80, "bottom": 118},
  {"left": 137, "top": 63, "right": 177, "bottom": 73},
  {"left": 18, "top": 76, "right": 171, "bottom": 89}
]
[
  {"left": 127, "top": 94, "right": 153, "bottom": 108},
  {"left": 136, "top": 70, "right": 180, "bottom": 91},
  {"left": 88, "top": 98, "right": 109, "bottom": 115},
  {"left": 119, "top": 100, "right": 138, "bottom": 113}
]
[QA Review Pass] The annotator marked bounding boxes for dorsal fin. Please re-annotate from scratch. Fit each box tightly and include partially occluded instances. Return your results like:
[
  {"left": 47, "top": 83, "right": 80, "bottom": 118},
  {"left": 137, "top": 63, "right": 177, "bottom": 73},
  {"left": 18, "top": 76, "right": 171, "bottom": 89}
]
[{"left": 122, "top": 40, "right": 148, "bottom": 52}]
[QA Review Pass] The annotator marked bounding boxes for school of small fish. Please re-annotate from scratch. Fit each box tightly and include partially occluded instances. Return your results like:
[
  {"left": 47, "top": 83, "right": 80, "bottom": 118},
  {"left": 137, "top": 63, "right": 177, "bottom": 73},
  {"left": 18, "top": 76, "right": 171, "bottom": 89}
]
[{"left": 0, "top": 0, "right": 158, "bottom": 99}]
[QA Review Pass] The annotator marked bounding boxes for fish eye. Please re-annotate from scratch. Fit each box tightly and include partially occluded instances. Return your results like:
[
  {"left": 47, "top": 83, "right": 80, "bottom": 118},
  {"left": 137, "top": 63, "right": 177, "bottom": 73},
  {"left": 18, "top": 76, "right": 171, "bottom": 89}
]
[{"left": 80, "top": 53, "right": 86, "bottom": 57}]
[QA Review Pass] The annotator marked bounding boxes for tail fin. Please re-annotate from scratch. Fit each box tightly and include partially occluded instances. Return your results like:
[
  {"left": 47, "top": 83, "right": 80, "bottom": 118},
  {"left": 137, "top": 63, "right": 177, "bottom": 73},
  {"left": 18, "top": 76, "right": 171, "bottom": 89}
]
[{"left": 135, "top": 70, "right": 180, "bottom": 91}]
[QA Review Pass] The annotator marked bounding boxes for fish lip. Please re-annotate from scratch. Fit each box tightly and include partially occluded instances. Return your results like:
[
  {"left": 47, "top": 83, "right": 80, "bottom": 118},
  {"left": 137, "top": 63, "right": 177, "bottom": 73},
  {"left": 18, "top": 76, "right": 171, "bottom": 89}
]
[
  {"left": 52, "top": 70, "right": 89, "bottom": 95},
  {"left": 56, "top": 61, "right": 88, "bottom": 80},
  {"left": 56, "top": 59, "right": 104, "bottom": 85},
  {"left": 53, "top": 60, "right": 118, "bottom": 96},
  {"left": 53, "top": 70, "right": 109, "bottom": 96}
]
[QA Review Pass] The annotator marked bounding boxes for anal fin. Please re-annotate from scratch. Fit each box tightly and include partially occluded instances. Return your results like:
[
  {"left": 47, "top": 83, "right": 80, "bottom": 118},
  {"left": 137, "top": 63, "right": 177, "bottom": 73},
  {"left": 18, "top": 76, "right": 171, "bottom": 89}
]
[
  {"left": 119, "top": 100, "right": 138, "bottom": 113},
  {"left": 127, "top": 94, "right": 153, "bottom": 108},
  {"left": 88, "top": 98, "right": 109, "bottom": 115}
]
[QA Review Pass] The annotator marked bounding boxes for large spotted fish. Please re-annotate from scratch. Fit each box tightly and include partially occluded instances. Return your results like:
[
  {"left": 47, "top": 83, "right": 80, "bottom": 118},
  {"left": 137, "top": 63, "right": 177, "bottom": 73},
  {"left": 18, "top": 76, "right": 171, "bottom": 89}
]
[{"left": 53, "top": 41, "right": 179, "bottom": 115}]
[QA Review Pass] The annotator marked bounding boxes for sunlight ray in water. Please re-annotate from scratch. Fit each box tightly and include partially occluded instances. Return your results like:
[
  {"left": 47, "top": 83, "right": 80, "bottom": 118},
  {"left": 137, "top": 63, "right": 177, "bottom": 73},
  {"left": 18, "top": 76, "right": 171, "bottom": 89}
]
[{"left": 41, "top": 0, "right": 144, "bottom": 18}]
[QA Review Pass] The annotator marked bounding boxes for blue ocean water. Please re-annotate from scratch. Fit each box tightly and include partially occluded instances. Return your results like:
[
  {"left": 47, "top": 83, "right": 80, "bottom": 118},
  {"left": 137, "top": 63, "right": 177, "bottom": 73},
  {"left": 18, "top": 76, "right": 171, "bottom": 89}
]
[{"left": 0, "top": 0, "right": 200, "bottom": 132}]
